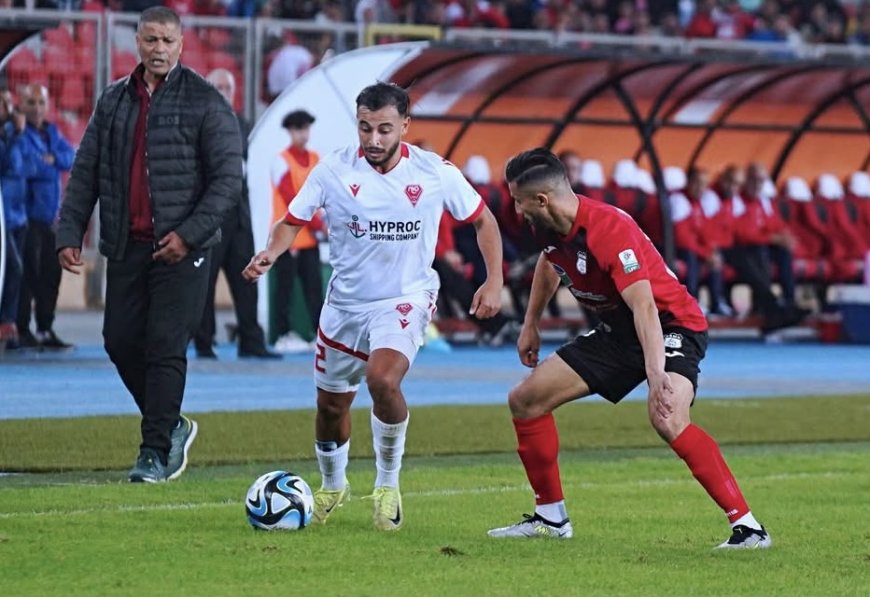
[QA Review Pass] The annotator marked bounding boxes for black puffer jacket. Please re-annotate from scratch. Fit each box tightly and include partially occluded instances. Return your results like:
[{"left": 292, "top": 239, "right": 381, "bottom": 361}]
[{"left": 57, "top": 64, "right": 242, "bottom": 259}]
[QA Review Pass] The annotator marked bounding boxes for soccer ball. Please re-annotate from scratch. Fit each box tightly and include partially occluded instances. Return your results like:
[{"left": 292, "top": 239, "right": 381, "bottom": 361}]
[{"left": 245, "top": 470, "right": 314, "bottom": 531}]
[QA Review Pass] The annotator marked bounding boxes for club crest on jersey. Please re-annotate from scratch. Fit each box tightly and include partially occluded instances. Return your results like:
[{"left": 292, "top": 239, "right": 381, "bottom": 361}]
[
  {"left": 664, "top": 332, "right": 683, "bottom": 349},
  {"left": 618, "top": 248, "right": 640, "bottom": 273},
  {"left": 395, "top": 303, "right": 413, "bottom": 316},
  {"left": 347, "top": 215, "right": 367, "bottom": 238},
  {"left": 576, "top": 251, "right": 587, "bottom": 274},
  {"left": 405, "top": 184, "right": 423, "bottom": 207},
  {"left": 349, "top": 183, "right": 360, "bottom": 197}
]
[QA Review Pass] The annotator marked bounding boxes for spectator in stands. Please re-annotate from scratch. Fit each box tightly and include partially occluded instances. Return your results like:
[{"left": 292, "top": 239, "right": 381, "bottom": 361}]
[
  {"left": 57, "top": 7, "right": 243, "bottom": 482},
  {"left": 16, "top": 83, "right": 75, "bottom": 350},
  {"left": 446, "top": 0, "right": 511, "bottom": 29},
  {"left": 685, "top": 0, "right": 717, "bottom": 37},
  {"left": 269, "top": 109, "right": 324, "bottom": 353},
  {"left": 723, "top": 164, "right": 806, "bottom": 331},
  {"left": 433, "top": 211, "right": 515, "bottom": 346},
  {"left": 557, "top": 150, "right": 583, "bottom": 193},
  {"left": 846, "top": 171, "right": 870, "bottom": 242},
  {"left": 669, "top": 167, "right": 731, "bottom": 316},
  {"left": 737, "top": 162, "right": 799, "bottom": 308},
  {"left": 849, "top": 11, "right": 870, "bottom": 46},
  {"left": 193, "top": 69, "right": 280, "bottom": 360},
  {"left": 266, "top": 37, "right": 314, "bottom": 101},
  {"left": 0, "top": 92, "right": 31, "bottom": 349},
  {"left": 355, "top": 0, "right": 397, "bottom": 24}
]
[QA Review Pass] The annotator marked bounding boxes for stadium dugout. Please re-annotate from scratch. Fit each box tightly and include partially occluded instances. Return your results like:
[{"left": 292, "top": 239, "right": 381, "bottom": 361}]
[{"left": 249, "top": 40, "right": 870, "bottom": 340}]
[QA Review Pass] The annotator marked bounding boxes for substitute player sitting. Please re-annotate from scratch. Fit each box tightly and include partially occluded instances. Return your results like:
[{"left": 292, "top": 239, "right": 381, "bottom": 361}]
[
  {"left": 243, "top": 83, "right": 504, "bottom": 531},
  {"left": 487, "top": 148, "right": 770, "bottom": 549}
]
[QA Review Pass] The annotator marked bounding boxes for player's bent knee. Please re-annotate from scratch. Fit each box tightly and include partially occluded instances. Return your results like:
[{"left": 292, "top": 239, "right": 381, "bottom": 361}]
[
  {"left": 366, "top": 372, "right": 402, "bottom": 402},
  {"left": 507, "top": 382, "right": 545, "bottom": 419},
  {"left": 316, "top": 391, "right": 353, "bottom": 421}
]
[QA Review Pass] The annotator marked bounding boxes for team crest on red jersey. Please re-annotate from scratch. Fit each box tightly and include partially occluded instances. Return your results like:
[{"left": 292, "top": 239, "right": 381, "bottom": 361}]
[
  {"left": 395, "top": 303, "right": 413, "bottom": 316},
  {"left": 349, "top": 183, "right": 360, "bottom": 197},
  {"left": 405, "top": 185, "right": 423, "bottom": 207}
]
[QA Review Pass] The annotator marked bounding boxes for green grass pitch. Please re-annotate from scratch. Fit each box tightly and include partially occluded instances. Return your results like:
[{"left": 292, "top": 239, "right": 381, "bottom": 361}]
[{"left": 1, "top": 396, "right": 868, "bottom": 595}]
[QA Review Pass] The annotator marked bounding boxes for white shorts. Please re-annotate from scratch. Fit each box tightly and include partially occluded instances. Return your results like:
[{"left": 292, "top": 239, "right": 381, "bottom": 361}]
[{"left": 313, "top": 291, "right": 436, "bottom": 393}]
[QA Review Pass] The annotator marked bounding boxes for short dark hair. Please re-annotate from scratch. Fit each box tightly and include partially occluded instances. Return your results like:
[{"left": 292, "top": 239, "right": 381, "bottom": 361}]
[
  {"left": 505, "top": 148, "right": 568, "bottom": 188},
  {"left": 138, "top": 6, "right": 182, "bottom": 31},
  {"left": 356, "top": 82, "right": 410, "bottom": 117},
  {"left": 282, "top": 110, "right": 316, "bottom": 130}
]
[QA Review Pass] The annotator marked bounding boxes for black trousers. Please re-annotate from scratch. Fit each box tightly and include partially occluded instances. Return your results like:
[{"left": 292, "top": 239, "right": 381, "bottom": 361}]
[
  {"left": 273, "top": 247, "right": 323, "bottom": 337},
  {"left": 194, "top": 213, "right": 267, "bottom": 353},
  {"left": 17, "top": 221, "right": 62, "bottom": 333},
  {"left": 723, "top": 245, "right": 780, "bottom": 315},
  {"left": 103, "top": 241, "right": 210, "bottom": 463},
  {"left": 432, "top": 257, "right": 507, "bottom": 335}
]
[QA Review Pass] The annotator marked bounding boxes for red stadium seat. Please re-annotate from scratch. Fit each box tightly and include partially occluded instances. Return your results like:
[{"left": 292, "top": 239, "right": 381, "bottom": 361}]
[
  {"left": 57, "top": 76, "right": 88, "bottom": 114},
  {"left": 111, "top": 51, "right": 139, "bottom": 80}
]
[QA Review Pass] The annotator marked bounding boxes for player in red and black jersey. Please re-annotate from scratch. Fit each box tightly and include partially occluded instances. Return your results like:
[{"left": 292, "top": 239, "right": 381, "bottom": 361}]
[{"left": 487, "top": 149, "right": 770, "bottom": 550}]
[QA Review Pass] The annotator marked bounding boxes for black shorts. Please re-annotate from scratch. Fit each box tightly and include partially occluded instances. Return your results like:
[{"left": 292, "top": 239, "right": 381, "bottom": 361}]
[{"left": 556, "top": 324, "right": 708, "bottom": 404}]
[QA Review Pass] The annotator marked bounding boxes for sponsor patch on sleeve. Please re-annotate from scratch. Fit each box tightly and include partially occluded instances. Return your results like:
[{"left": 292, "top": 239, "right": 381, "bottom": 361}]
[{"left": 618, "top": 249, "right": 640, "bottom": 274}]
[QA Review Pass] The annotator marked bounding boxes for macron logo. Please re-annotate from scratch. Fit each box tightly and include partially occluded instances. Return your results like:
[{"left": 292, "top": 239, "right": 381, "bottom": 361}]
[
  {"left": 349, "top": 183, "right": 360, "bottom": 197},
  {"left": 399, "top": 319, "right": 410, "bottom": 329}
]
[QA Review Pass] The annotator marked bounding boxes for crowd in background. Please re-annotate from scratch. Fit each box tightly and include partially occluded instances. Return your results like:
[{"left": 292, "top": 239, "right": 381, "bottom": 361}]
[{"left": 2, "top": 0, "right": 869, "bottom": 47}]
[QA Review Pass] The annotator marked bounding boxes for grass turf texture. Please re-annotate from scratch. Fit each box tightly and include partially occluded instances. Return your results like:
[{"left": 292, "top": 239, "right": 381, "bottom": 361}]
[
  {"left": 1, "top": 395, "right": 869, "bottom": 473},
  {"left": 1, "top": 443, "right": 868, "bottom": 596}
]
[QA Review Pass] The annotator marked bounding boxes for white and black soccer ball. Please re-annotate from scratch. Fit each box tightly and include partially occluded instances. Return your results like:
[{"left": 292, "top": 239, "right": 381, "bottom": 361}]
[{"left": 245, "top": 470, "right": 314, "bottom": 531}]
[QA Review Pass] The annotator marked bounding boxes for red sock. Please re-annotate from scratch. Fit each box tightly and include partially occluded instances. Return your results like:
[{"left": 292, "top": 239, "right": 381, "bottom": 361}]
[
  {"left": 670, "top": 424, "right": 749, "bottom": 523},
  {"left": 514, "top": 414, "right": 564, "bottom": 505}
]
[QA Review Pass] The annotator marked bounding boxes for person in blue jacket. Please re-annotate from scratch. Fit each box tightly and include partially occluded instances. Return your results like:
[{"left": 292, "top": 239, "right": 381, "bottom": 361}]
[
  {"left": 15, "top": 83, "right": 75, "bottom": 349},
  {"left": 0, "top": 92, "right": 32, "bottom": 348}
]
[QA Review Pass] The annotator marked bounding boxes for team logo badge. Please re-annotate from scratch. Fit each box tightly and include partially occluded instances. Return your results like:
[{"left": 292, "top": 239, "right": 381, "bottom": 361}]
[
  {"left": 618, "top": 248, "right": 640, "bottom": 273},
  {"left": 405, "top": 184, "right": 423, "bottom": 207},
  {"left": 349, "top": 183, "right": 360, "bottom": 197},
  {"left": 576, "top": 251, "right": 587, "bottom": 274},
  {"left": 347, "top": 215, "right": 367, "bottom": 238},
  {"left": 395, "top": 303, "right": 413, "bottom": 316},
  {"left": 664, "top": 332, "right": 683, "bottom": 349}
]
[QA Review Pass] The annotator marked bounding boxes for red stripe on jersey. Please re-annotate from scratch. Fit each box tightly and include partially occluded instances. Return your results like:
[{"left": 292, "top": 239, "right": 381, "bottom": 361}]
[
  {"left": 284, "top": 212, "right": 311, "bottom": 226},
  {"left": 317, "top": 328, "right": 369, "bottom": 362},
  {"left": 457, "top": 199, "right": 485, "bottom": 224}
]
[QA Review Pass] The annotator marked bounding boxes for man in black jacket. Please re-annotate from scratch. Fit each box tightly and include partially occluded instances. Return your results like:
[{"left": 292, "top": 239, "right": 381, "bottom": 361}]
[
  {"left": 194, "top": 68, "right": 280, "bottom": 360},
  {"left": 56, "top": 7, "right": 243, "bottom": 483}
]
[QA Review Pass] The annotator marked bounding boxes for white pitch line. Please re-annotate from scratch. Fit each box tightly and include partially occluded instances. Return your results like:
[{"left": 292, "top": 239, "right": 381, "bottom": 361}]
[{"left": 0, "top": 470, "right": 852, "bottom": 520}]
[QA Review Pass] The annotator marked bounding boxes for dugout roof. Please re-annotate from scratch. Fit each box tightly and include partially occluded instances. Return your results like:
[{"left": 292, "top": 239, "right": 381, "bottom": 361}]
[{"left": 391, "top": 46, "right": 870, "bottom": 184}]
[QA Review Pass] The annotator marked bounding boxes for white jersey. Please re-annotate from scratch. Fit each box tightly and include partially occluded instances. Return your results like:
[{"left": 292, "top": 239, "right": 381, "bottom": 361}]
[{"left": 286, "top": 143, "right": 484, "bottom": 310}]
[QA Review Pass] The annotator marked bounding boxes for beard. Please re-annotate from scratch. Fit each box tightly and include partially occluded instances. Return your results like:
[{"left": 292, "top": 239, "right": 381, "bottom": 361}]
[{"left": 363, "top": 139, "right": 401, "bottom": 168}]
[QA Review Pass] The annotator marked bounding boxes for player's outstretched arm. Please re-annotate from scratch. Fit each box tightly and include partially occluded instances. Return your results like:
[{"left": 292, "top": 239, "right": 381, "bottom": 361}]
[
  {"left": 621, "top": 280, "right": 673, "bottom": 415},
  {"left": 242, "top": 219, "right": 302, "bottom": 282},
  {"left": 517, "top": 254, "right": 560, "bottom": 367},
  {"left": 469, "top": 206, "right": 504, "bottom": 319}
]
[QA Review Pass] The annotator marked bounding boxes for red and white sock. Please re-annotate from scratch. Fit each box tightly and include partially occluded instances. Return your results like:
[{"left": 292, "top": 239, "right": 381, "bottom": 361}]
[
  {"left": 670, "top": 424, "right": 757, "bottom": 527},
  {"left": 514, "top": 414, "right": 568, "bottom": 521}
]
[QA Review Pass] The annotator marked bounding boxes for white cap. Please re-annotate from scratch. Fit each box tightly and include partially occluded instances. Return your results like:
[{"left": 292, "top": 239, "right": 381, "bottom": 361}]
[{"left": 636, "top": 169, "right": 656, "bottom": 194}]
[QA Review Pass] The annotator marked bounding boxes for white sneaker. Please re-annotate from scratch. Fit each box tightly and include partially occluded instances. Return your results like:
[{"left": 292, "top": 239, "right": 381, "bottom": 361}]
[
  {"left": 715, "top": 525, "right": 772, "bottom": 549},
  {"left": 488, "top": 513, "right": 573, "bottom": 539},
  {"left": 274, "top": 332, "right": 312, "bottom": 354}
]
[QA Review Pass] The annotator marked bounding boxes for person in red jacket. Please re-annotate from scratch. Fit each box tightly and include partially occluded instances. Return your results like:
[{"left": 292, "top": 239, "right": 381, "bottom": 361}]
[
  {"left": 734, "top": 163, "right": 799, "bottom": 309},
  {"left": 669, "top": 167, "right": 731, "bottom": 315},
  {"left": 433, "top": 211, "right": 514, "bottom": 344},
  {"left": 846, "top": 172, "right": 870, "bottom": 247},
  {"left": 717, "top": 164, "right": 805, "bottom": 332}
]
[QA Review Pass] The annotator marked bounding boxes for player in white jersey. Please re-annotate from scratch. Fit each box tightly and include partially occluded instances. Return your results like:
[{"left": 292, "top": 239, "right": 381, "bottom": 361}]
[{"left": 243, "top": 83, "right": 505, "bottom": 531}]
